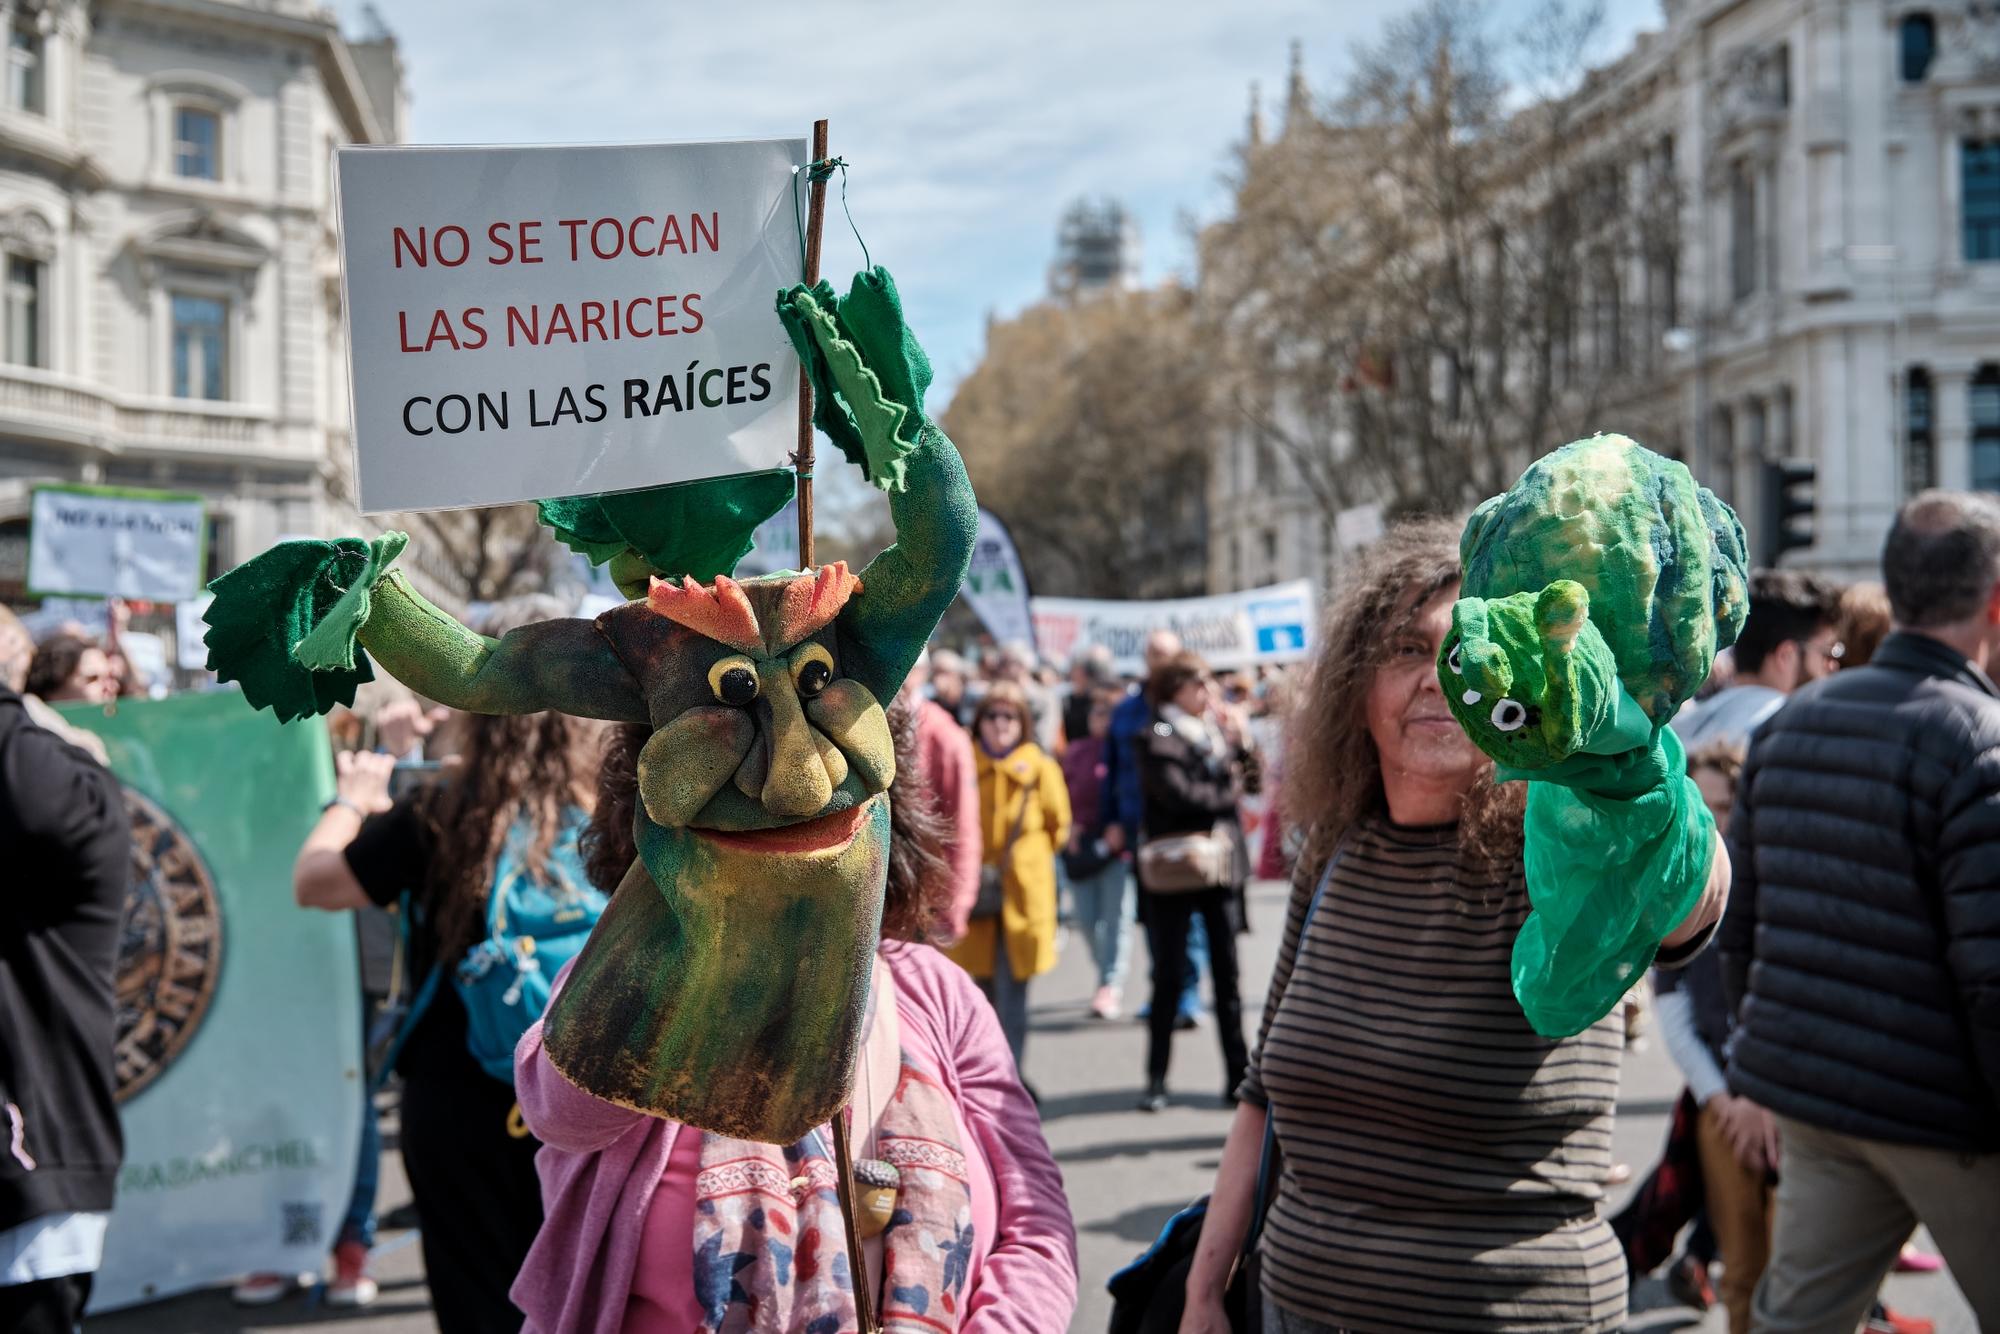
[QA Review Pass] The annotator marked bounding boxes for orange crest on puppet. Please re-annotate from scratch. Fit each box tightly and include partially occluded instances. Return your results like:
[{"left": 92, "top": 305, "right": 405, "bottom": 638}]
[{"left": 648, "top": 562, "right": 862, "bottom": 655}]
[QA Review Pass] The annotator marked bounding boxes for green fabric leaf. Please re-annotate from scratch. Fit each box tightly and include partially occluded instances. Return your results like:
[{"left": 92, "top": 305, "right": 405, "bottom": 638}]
[
  {"left": 778, "top": 270, "right": 926, "bottom": 493},
  {"left": 776, "top": 277, "right": 870, "bottom": 475},
  {"left": 789, "top": 293, "right": 916, "bottom": 492},
  {"left": 293, "top": 531, "right": 408, "bottom": 672},
  {"left": 837, "top": 266, "right": 931, "bottom": 451},
  {"left": 203, "top": 536, "right": 396, "bottom": 723},
  {"left": 536, "top": 470, "right": 795, "bottom": 581}
]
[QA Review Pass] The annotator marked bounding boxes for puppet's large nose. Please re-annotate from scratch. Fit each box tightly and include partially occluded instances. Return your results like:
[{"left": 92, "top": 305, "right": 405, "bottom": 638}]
[{"left": 752, "top": 662, "right": 837, "bottom": 818}]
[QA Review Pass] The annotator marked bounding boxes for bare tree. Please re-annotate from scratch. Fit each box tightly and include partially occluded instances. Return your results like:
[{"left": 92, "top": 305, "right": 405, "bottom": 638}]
[
  {"left": 943, "top": 286, "right": 1213, "bottom": 599},
  {"left": 402, "top": 504, "right": 559, "bottom": 603},
  {"left": 1201, "top": 0, "right": 1682, "bottom": 527}
]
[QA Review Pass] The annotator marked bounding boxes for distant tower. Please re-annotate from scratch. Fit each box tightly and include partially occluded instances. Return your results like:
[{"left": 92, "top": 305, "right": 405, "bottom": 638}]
[
  {"left": 1048, "top": 198, "right": 1141, "bottom": 298},
  {"left": 1284, "top": 38, "right": 1311, "bottom": 135},
  {"left": 1248, "top": 80, "right": 1265, "bottom": 148}
]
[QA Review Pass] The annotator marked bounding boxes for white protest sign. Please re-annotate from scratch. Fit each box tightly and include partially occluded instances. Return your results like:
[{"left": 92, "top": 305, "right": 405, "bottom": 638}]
[
  {"left": 336, "top": 138, "right": 808, "bottom": 513},
  {"left": 965, "top": 508, "right": 1035, "bottom": 648},
  {"left": 28, "top": 485, "right": 206, "bottom": 602},
  {"left": 735, "top": 498, "right": 801, "bottom": 577},
  {"left": 1030, "top": 579, "right": 1317, "bottom": 676},
  {"left": 1335, "top": 501, "right": 1385, "bottom": 551},
  {"left": 175, "top": 595, "right": 215, "bottom": 671}
]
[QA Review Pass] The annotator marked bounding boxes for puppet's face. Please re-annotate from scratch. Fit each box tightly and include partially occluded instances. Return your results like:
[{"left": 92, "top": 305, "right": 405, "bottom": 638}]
[
  {"left": 626, "top": 564, "right": 896, "bottom": 835},
  {"left": 1439, "top": 580, "right": 1611, "bottom": 771}
]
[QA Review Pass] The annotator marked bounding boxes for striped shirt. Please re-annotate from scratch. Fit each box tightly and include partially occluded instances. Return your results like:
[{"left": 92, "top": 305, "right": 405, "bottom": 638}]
[{"left": 1240, "top": 817, "right": 1627, "bottom": 1332}]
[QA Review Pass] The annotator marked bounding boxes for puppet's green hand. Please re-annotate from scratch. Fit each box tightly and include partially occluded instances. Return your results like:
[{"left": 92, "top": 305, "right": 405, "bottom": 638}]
[
  {"left": 777, "top": 267, "right": 932, "bottom": 493},
  {"left": 202, "top": 531, "right": 407, "bottom": 722}
]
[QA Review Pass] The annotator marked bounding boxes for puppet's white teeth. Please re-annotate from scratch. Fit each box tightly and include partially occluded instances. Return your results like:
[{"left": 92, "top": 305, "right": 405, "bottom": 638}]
[{"left": 1462, "top": 689, "right": 1481, "bottom": 705}]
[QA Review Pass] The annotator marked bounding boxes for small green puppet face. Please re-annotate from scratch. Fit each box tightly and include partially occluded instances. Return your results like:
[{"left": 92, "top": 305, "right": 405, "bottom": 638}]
[
  {"left": 1438, "top": 579, "right": 1618, "bottom": 772},
  {"left": 602, "top": 563, "right": 897, "bottom": 836}
]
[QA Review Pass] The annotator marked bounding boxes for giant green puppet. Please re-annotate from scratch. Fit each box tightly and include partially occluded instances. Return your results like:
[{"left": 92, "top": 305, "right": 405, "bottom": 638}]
[
  {"left": 1435, "top": 434, "right": 1749, "bottom": 1037},
  {"left": 202, "top": 269, "right": 976, "bottom": 1143}
]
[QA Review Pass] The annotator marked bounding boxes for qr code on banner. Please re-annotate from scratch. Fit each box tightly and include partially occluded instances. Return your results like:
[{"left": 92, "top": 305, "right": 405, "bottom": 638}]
[{"left": 282, "top": 1202, "right": 323, "bottom": 1247}]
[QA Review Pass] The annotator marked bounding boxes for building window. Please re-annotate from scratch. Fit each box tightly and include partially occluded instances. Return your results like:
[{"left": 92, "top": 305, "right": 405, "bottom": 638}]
[
  {"left": 175, "top": 106, "right": 220, "bottom": 180},
  {"left": 1973, "top": 366, "right": 2000, "bottom": 493},
  {"left": 1901, "top": 14, "right": 1937, "bottom": 83},
  {"left": 1730, "top": 160, "right": 1757, "bottom": 299},
  {"left": 171, "top": 293, "right": 227, "bottom": 399},
  {"left": 1964, "top": 142, "right": 2000, "bottom": 261},
  {"left": 1906, "top": 367, "right": 1935, "bottom": 494},
  {"left": 7, "top": 18, "right": 42, "bottom": 116},
  {"left": 4, "top": 255, "right": 42, "bottom": 368}
]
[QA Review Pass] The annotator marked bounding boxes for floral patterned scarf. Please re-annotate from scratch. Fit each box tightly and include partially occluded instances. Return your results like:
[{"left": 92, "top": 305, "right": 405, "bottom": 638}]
[{"left": 693, "top": 981, "right": 974, "bottom": 1332}]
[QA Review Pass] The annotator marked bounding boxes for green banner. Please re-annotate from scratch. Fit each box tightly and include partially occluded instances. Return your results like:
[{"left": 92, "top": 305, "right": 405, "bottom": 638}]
[{"left": 58, "top": 690, "right": 363, "bottom": 1311}]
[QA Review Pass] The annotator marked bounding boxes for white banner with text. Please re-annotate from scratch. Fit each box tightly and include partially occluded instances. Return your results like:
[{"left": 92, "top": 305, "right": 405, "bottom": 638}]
[
  {"left": 1030, "top": 580, "right": 1316, "bottom": 676},
  {"left": 336, "top": 138, "right": 808, "bottom": 512}
]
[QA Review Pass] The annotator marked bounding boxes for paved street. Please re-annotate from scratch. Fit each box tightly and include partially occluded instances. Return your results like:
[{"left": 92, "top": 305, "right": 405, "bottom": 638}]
[{"left": 89, "top": 880, "right": 1975, "bottom": 1334}]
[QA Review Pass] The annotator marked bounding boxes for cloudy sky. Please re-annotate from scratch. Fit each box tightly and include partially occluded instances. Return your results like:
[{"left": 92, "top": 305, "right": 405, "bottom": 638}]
[{"left": 342, "top": 0, "right": 1660, "bottom": 419}]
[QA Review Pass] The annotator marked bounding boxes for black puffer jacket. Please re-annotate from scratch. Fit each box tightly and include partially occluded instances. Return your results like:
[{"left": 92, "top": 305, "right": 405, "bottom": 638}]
[
  {"left": 1720, "top": 632, "right": 2000, "bottom": 1151},
  {"left": 0, "top": 687, "right": 129, "bottom": 1229}
]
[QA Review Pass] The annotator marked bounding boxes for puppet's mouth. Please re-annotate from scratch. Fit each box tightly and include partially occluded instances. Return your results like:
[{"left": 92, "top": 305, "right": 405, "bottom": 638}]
[{"left": 694, "top": 800, "right": 872, "bottom": 855}]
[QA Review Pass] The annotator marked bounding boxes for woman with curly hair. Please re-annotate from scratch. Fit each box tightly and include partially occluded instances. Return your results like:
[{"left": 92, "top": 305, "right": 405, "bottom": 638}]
[
  {"left": 510, "top": 701, "right": 1078, "bottom": 1333},
  {"left": 1178, "top": 519, "right": 1728, "bottom": 1334},
  {"left": 293, "top": 597, "right": 606, "bottom": 1332}
]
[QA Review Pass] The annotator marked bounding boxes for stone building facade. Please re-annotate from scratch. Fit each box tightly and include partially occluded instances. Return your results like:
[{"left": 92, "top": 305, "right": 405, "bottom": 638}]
[
  {"left": 1207, "top": 0, "right": 2000, "bottom": 592},
  {"left": 0, "top": 0, "right": 459, "bottom": 623}
]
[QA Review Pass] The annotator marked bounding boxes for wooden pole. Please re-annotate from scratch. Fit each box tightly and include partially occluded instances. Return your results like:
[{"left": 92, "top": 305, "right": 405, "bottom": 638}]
[
  {"left": 795, "top": 118, "right": 830, "bottom": 569},
  {"left": 831, "top": 1105, "right": 881, "bottom": 1334},
  {"left": 796, "top": 118, "right": 873, "bottom": 1331}
]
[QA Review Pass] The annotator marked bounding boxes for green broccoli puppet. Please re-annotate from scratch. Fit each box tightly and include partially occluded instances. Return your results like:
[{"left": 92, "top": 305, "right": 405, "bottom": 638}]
[
  {"left": 202, "top": 268, "right": 976, "bottom": 1143},
  {"left": 1438, "top": 433, "right": 1749, "bottom": 1036}
]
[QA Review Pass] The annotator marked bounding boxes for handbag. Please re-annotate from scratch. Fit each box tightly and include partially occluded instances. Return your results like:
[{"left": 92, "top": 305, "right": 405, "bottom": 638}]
[
  {"left": 1137, "top": 822, "right": 1237, "bottom": 894},
  {"left": 1106, "top": 843, "right": 1345, "bottom": 1333},
  {"left": 971, "top": 772, "right": 1039, "bottom": 922}
]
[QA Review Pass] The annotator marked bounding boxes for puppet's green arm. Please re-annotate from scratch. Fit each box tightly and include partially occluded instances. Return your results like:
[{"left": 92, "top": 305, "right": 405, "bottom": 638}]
[
  {"left": 840, "top": 422, "right": 975, "bottom": 704},
  {"left": 357, "top": 573, "right": 649, "bottom": 722},
  {"left": 779, "top": 270, "right": 977, "bottom": 705}
]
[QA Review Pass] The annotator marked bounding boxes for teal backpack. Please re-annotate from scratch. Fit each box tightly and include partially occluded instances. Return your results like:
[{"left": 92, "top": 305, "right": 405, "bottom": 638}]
[{"left": 380, "top": 809, "right": 607, "bottom": 1085}]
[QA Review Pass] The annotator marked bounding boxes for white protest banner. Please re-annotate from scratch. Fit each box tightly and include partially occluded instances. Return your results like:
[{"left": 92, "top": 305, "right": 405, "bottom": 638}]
[
  {"left": 174, "top": 595, "right": 214, "bottom": 671},
  {"left": 1030, "top": 579, "right": 1317, "bottom": 676},
  {"left": 965, "top": 507, "right": 1034, "bottom": 648},
  {"left": 28, "top": 484, "right": 206, "bottom": 602},
  {"left": 336, "top": 138, "right": 808, "bottom": 512},
  {"left": 735, "top": 498, "right": 801, "bottom": 577},
  {"left": 1335, "top": 501, "right": 1385, "bottom": 551}
]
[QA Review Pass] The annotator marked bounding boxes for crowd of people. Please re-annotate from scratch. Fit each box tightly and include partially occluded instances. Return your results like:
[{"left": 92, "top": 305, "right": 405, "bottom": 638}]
[{"left": 4, "top": 487, "right": 1997, "bottom": 1333}]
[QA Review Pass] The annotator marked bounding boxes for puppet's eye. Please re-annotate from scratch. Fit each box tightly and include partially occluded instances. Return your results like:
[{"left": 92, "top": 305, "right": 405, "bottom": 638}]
[
  {"left": 708, "top": 656, "right": 761, "bottom": 707},
  {"left": 1447, "top": 642, "right": 1463, "bottom": 675},
  {"left": 1491, "top": 699, "right": 1529, "bottom": 732},
  {"left": 791, "top": 643, "right": 835, "bottom": 698}
]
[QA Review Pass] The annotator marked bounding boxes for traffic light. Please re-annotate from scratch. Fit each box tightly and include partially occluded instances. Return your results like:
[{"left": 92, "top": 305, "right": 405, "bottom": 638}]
[{"left": 1759, "top": 458, "right": 1815, "bottom": 564}]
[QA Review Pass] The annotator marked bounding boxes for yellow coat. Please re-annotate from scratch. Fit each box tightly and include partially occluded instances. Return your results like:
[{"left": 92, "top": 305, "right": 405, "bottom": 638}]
[{"left": 947, "top": 742, "right": 1071, "bottom": 983}]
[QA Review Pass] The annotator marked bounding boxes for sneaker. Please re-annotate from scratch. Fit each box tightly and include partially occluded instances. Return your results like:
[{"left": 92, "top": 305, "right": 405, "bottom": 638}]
[
  {"left": 231, "top": 1274, "right": 293, "bottom": 1306},
  {"left": 1664, "top": 1255, "right": 1715, "bottom": 1312},
  {"left": 1862, "top": 1306, "right": 1934, "bottom": 1334},
  {"left": 326, "top": 1240, "right": 379, "bottom": 1309},
  {"left": 1894, "top": 1244, "right": 1944, "bottom": 1274},
  {"left": 1091, "top": 986, "right": 1121, "bottom": 1020},
  {"left": 1137, "top": 1081, "right": 1168, "bottom": 1113},
  {"left": 1174, "top": 1010, "right": 1201, "bottom": 1031}
]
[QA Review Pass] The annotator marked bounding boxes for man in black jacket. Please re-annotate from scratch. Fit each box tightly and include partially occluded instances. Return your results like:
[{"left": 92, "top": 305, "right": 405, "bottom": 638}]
[
  {"left": 0, "top": 619, "right": 129, "bottom": 1333},
  {"left": 1721, "top": 490, "right": 2000, "bottom": 1332}
]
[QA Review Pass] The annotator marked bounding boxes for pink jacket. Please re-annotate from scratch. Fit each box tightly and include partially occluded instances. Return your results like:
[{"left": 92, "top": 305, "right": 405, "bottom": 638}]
[
  {"left": 915, "top": 698, "right": 985, "bottom": 940},
  {"left": 510, "top": 941, "right": 1077, "bottom": 1334}
]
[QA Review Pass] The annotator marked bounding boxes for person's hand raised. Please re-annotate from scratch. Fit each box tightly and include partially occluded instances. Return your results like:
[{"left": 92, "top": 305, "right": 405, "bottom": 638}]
[{"left": 334, "top": 750, "right": 397, "bottom": 816}]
